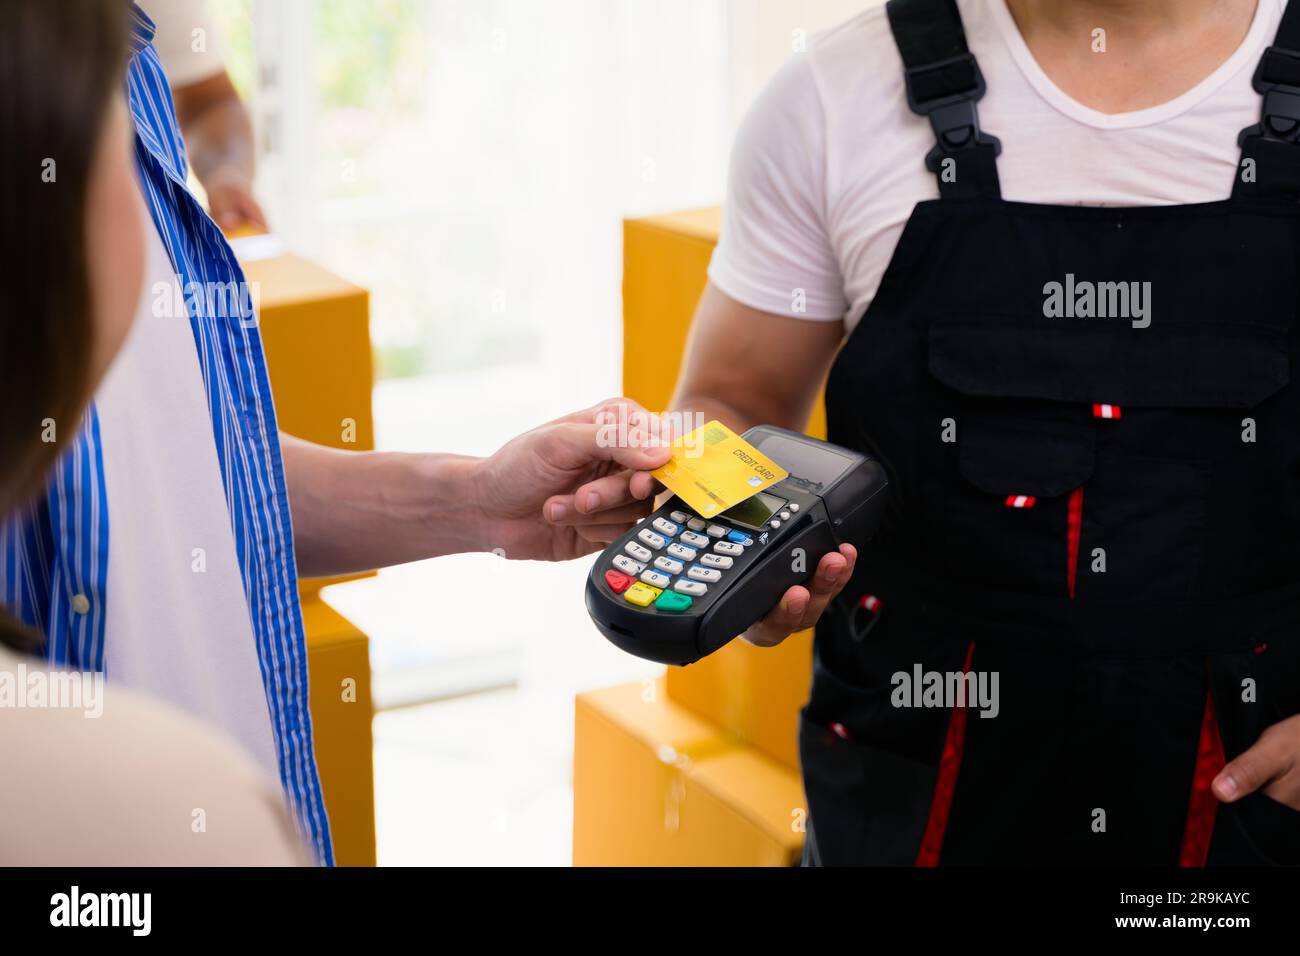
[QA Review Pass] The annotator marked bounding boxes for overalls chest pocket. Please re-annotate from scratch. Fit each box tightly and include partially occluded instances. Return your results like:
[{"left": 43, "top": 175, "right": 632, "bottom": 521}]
[{"left": 924, "top": 315, "right": 1291, "bottom": 603}]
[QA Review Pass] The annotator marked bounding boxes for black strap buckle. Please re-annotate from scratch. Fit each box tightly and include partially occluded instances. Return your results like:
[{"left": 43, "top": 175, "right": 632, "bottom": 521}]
[
  {"left": 903, "top": 53, "right": 1002, "bottom": 171},
  {"left": 1239, "top": 46, "right": 1300, "bottom": 145}
]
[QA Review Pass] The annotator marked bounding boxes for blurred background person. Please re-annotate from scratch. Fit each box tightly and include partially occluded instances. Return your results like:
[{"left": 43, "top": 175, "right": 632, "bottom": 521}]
[{"left": 146, "top": 0, "right": 268, "bottom": 232}]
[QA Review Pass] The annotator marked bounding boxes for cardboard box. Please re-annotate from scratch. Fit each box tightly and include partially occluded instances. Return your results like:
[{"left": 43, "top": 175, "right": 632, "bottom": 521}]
[
  {"left": 244, "top": 250, "right": 375, "bottom": 451},
  {"left": 573, "top": 681, "right": 804, "bottom": 867},
  {"left": 621, "top": 209, "right": 825, "bottom": 435},
  {"left": 664, "top": 632, "right": 812, "bottom": 771},
  {"left": 303, "top": 596, "right": 377, "bottom": 867}
]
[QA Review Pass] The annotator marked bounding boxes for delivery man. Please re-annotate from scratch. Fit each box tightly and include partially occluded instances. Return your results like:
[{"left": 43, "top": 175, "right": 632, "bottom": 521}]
[{"left": 671, "top": 0, "right": 1300, "bottom": 864}]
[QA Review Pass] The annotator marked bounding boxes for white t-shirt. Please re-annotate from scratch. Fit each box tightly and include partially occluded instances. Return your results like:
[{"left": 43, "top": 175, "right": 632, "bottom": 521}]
[
  {"left": 94, "top": 222, "right": 280, "bottom": 781},
  {"left": 708, "top": 0, "right": 1284, "bottom": 333}
]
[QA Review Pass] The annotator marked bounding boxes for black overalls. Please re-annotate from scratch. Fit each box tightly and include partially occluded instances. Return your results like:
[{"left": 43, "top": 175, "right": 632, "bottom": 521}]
[{"left": 801, "top": 0, "right": 1300, "bottom": 866}]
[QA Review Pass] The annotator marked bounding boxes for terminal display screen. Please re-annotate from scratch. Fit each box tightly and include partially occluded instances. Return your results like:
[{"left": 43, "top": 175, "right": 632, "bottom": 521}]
[{"left": 720, "top": 491, "right": 786, "bottom": 530}]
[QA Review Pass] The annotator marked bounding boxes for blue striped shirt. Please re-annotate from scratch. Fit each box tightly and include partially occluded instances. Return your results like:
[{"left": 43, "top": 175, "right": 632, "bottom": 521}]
[{"left": 0, "top": 5, "right": 332, "bottom": 864}]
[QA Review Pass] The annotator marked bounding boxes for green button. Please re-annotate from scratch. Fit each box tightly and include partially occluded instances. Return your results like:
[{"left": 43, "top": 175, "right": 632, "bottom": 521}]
[{"left": 654, "top": 590, "right": 693, "bottom": 613}]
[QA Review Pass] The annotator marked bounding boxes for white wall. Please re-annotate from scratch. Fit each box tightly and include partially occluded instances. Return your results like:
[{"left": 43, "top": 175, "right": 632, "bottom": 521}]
[{"left": 726, "top": 0, "right": 884, "bottom": 128}]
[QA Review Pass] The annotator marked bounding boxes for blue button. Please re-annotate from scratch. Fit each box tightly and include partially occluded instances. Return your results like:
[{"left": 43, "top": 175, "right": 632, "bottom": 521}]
[{"left": 726, "top": 530, "right": 753, "bottom": 545}]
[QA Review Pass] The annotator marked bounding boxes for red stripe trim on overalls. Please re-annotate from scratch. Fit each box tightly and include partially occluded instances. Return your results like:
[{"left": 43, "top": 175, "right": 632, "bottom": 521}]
[
  {"left": 1066, "top": 486, "right": 1085, "bottom": 599},
  {"left": 1178, "top": 687, "right": 1225, "bottom": 866},
  {"left": 915, "top": 641, "right": 976, "bottom": 866}
]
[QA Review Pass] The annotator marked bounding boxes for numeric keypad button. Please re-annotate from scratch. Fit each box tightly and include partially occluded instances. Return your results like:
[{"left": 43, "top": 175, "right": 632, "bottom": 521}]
[
  {"left": 641, "top": 570, "right": 671, "bottom": 589},
  {"left": 637, "top": 528, "right": 667, "bottom": 550},
  {"left": 654, "top": 556, "right": 684, "bottom": 575},
  {"left": 613, "top": 554, "right": 645, "bottom": 575},
  {"left": 652, "top": 517, "right": 680, "bottom": 537}
]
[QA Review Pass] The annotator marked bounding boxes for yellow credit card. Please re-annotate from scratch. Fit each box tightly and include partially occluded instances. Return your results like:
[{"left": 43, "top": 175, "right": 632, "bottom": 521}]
[{"left": 652, "top": 420, "right": 789, "bottom": 518}]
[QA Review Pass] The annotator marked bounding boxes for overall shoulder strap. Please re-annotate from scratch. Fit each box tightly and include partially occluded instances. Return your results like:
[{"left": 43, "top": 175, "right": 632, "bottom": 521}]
[
  {"left": 1235, "top": 0, "right": 1300, "bottom": 201},
  {"left": 887, "top": 0, "right": 1002, "bottom": 199}
]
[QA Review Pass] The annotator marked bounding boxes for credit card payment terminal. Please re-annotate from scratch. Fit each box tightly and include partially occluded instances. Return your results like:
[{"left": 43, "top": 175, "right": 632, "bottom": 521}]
[{"left": 584, "top": 425, "right": 889, "bottom": 665}]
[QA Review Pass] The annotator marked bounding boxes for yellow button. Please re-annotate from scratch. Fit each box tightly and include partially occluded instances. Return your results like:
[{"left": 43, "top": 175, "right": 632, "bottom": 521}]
[
  {"left": 71, "top": 594, "right": 91, "bottom": 615},
  {"left": 623, "top": 582, "right": 662, "bottom": 607}
]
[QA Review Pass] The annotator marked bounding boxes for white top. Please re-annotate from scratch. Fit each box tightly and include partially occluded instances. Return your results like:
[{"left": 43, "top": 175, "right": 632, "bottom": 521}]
[
  {"left": 94, "top": 221, "right": 281, "bottom": 781},
  {"left": 0, "top": 647, "right": 306, "bottom": 866},
  {"left": 144, "top": 0, "right": 228, "bottom": 88},
  {"left": 708, "top": 0, "right": 1283, "bottom": 333}
]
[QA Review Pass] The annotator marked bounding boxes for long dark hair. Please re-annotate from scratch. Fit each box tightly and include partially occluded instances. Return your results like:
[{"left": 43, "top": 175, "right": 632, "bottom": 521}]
[{"left": 0, "top": 0, "right": 130, "bottom": 651}]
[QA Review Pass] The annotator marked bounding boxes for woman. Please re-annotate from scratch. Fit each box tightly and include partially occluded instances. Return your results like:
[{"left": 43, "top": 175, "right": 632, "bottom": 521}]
[
  {"left": 674, "top": 0, "right": 1300, "bottom": 865},
  {"left": 0, "top": 0, "right": 306, "bottom": 866}
]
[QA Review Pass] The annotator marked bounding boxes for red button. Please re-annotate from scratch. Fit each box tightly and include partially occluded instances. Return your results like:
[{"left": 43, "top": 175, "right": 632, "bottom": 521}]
[{"left": 604, "top": 569, "right": 633, "bottom": 593}]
